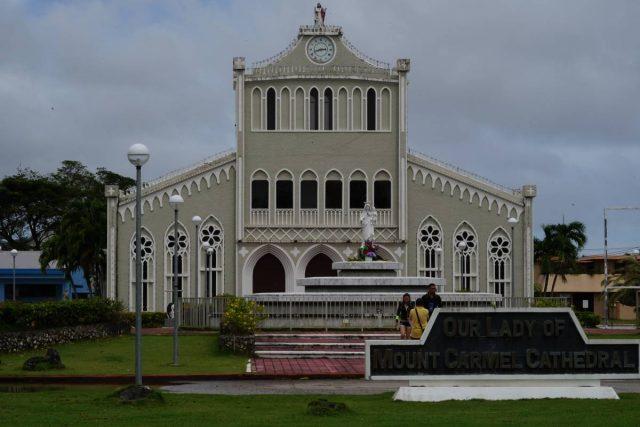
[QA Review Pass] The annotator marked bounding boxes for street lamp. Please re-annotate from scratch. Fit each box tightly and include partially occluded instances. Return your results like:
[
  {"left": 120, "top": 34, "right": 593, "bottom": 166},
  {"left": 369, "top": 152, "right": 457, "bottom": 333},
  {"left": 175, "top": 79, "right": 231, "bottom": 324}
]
[
  {"left": 10, "top": 249, "right": 18, "bottom": 301},
  {"left": 508, "top": 217, "right": 518, "bottom": 298},
  {"left": 169, "top": 194, "right": 184, "bottom": 366},
  {"left": 127, "top": 143, "right": 150, "bottom": 387},
  {"left": 192, "top": 216, "right": 202, "bottom": 298},
  {"left": 457, "top": 241, "right": 467, "bottom": 292}
]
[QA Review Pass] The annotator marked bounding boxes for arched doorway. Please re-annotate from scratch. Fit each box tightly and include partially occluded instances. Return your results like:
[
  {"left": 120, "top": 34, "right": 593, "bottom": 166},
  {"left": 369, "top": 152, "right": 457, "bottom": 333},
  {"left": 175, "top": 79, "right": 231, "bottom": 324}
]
[
  {"left": 253, "top": 253, "right": 286, "bottom": 293},
  {"left": 304, "top": 253, "right": 337, "bottom": 278}
]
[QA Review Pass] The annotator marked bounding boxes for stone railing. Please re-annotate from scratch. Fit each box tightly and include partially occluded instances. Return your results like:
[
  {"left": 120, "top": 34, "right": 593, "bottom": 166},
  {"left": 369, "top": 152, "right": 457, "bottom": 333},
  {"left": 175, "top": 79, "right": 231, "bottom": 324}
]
[{"left": 249, "top": 208, "right": 394, "bottom": 227}]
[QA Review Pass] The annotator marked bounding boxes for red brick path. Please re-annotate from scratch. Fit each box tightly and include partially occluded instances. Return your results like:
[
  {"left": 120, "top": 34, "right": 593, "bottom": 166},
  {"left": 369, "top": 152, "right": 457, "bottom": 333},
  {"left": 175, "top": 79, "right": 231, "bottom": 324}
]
[{"left": 251, "top": 358, "right": 364, "bottom": 376}]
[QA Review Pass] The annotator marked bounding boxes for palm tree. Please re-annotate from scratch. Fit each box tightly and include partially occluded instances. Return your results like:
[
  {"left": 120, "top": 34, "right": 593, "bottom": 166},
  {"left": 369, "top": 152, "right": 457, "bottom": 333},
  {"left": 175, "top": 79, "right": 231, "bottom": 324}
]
[
  {"left": 548, "top": 221, "right": 587, "bottom": 295},
  {"left": 534, "top": 225, "right": 556, "bottom": 295}
]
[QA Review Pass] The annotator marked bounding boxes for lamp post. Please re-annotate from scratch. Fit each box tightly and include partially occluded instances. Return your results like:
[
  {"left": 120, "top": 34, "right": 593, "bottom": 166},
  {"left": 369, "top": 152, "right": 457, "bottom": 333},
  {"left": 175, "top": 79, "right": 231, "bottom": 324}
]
[
  {"left": 508, "top": 217, "right": 518, "bottom": 299},
  {"left": 192, "top": 216, "right": 202, "bottom": 298},
  {"left": 127, "top": 143, "right": 150, "bottom": 387},
  {"left": 457, "top": 241, "right": 467, "bottom": 291},
  {"left": 10, "top": 249, "right": 18, "bottom": 301},
  {"left": 169, "top": 194, "right": 184, "bottom": 366}
]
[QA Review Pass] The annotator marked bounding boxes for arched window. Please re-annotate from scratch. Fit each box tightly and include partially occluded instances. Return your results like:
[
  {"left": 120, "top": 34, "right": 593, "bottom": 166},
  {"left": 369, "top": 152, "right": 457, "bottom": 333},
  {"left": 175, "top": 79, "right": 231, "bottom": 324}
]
[
  {"left": 352, "top": 88, "right": 362, "bottom": 130},
  {"left": 295, "top": 87, "right": 304, "bottom": 129},
  {"left": 251, "top": 87, "right": 262, "bottom": 130},
  {"left": 374, "top": 170, "right": 391, "bottom": 209},
  {"left": 310, "top": 88, "right": 319, "bottom": 130},
  {"left": 366, "top": 88, "right": 376, "bottom": 130},
  {"left": 418, "top": 218, "right": 443, "bottom": 278},
  {"left": 380, "top": 88, "right": 391, "bottom": 130},
  {"left": 324, "top": 88, "right": 333, "bottom": 130},
  {"left": 130, "top": 229, "right": 155, "bottom": 312},
  {"left": 276, "top": 170, "right": 293, "bottom": 209},
  {"left": 325, "top": 170, "right": 343, "bottom": 210},
  {"left": 266, "top": 88, "right": 276, "bottom": 130},
  {"left": 251, "top": 170, "right": 269, "bottom": 210},
  {"left": 453, "top": 223, "right": 478, "bottom": 292},
  {"left": 200, "top": 218, "right": 224, "bottom": 297},
  {"left": 488, "top": 230, "right": 512, "bottom": 296},
  {"left": 300, "top": 170, "right": 318, "bottom": 210},
  {"left": 349, "top": 170, "right": 367, "bottom": 209},
  {"left": 280, "top": 87, "right": 291, "bottom": 130},
  {"left": 165, "top": 224, "right": 189, "bottom": 306},
  {"left": 338, "top": 88, "right": 348, "bottom": 130}
]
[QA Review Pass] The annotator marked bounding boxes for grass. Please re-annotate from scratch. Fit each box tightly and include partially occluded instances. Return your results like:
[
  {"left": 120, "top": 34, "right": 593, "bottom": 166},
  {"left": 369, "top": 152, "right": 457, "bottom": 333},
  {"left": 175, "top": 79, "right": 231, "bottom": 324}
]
[
  {"left": 587, "top": 334, "right": 640, "bottom": 340},
  {"left": 0, "top": 335, "right": 247, "bottom": 376},
  {"left": 0, "top": 387, "right": 639, "bottom": 426}
]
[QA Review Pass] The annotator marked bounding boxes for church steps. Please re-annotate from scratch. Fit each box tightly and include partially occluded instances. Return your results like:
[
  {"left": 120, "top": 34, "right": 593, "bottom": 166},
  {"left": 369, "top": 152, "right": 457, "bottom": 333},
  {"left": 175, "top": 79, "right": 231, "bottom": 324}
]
[{"left": 254, "top": 350, "right": 364, "bottom": 359}]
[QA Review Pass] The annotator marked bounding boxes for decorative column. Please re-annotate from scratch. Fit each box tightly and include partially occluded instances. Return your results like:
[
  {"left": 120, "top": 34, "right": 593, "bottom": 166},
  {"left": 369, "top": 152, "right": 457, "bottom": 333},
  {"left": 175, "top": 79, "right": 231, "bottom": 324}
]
[
  {"left": 105, "top": 185, "right": 120, "bottom": 299},
  {"left": 522, "top": 185, "right": 537, "bottom": 299},
  {"left": 396, "top": 59, "right": 410, "bottom": 243},
  {"left": 233, "top": 56, "right": 246, "bottom": 296}
]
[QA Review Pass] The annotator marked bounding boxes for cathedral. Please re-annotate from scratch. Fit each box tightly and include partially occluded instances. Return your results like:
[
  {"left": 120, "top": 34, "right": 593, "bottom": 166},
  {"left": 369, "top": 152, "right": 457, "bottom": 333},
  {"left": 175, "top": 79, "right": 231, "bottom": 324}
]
[{"left": 105, "top": 7, "right": 536, "bottom": 311}]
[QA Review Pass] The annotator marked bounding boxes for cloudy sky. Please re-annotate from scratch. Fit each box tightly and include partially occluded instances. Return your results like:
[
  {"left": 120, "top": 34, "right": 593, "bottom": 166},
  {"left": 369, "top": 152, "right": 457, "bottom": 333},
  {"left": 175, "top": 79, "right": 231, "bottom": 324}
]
[{"left": 1, "top": 0, "right": 639, "bottom": 252}]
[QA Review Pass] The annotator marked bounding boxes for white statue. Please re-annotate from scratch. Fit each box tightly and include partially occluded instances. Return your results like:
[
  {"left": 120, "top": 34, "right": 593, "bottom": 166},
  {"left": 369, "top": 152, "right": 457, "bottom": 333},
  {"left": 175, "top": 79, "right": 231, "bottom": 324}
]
[
  {"left": 360, "top": 202, "right": 377, "bottom": 243},
  {"left": 314, "top": 3, "right": 326, "bottom": 26}
]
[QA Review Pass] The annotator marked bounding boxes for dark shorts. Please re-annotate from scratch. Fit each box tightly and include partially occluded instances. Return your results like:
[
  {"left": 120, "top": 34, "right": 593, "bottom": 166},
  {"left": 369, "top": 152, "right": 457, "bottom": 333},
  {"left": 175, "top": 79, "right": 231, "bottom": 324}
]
[{"left": 399, "top": 321, "right": 411, "bottom": 327}]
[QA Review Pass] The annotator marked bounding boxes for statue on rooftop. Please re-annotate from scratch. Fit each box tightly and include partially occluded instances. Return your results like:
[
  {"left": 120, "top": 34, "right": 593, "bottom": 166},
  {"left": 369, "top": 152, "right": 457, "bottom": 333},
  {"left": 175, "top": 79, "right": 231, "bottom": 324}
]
[{"left": 314, "top": 3, "right": 326, "bottom": 26}]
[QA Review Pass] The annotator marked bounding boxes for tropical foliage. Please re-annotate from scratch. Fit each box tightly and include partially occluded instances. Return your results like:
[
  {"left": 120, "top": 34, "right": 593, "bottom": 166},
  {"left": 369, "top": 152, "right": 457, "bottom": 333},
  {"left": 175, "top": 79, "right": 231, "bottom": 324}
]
[
  {"left": 220, "top": 296, "right": 266, "bottom": 336},
  {"left": 534, "top": 221, "right": 587, "bottom": 295},
  {"left": 0, "top": 161, "right": 134, "bottom": 296},
  {"left": 612, "top": 256, "right": 640, "bottom": 307}
]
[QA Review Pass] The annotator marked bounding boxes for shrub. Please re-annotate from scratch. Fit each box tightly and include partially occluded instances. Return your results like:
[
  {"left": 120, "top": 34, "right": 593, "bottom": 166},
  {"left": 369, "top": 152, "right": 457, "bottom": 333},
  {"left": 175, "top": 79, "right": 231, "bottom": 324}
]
[
  {"left": 120, "top": 312, "right": 167, "bottom": 328},
  {"left": 220, "top": 297, "right": 266, "bottom": 336},
  {"left": 0, "top": 298, "right": 124, "bottom": 331},
  {"left": 575, "top": 311, "right": 601, "bottom": 328}
]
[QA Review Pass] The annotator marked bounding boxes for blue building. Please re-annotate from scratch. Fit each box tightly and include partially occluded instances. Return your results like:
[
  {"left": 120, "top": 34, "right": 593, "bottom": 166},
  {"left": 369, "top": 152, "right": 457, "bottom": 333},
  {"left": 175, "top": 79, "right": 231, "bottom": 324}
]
[{"left": 0, "top": 251, "right": 90, "bottom": 302}]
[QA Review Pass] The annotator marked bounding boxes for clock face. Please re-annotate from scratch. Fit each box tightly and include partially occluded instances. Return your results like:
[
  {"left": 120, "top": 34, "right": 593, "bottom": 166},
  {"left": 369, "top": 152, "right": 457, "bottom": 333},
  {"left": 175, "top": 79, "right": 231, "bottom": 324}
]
[{"left": 306, "top": 36, "right": 335, "bottom": 64}]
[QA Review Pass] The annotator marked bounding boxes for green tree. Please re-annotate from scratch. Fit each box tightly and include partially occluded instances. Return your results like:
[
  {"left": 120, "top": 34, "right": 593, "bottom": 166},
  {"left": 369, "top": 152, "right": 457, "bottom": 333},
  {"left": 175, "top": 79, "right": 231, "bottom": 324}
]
[
  {"left": 0, "top": 169, "right": 64, "bottom": 249},
  {"left": 534, "top": 222, "right": 587, "bottom": 296},
  {"left": 612, "top": 256, "right": 640, "bottom": 308},
  {"left": 38, "top": 162, "right": 134, "bottom": 297}
]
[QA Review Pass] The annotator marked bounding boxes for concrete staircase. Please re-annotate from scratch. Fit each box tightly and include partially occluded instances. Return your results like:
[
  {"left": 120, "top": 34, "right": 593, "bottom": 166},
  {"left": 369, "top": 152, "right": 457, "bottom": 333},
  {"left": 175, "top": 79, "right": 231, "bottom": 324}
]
[{"left": 254, "top": 332, "right": 397, "bottom": 359}]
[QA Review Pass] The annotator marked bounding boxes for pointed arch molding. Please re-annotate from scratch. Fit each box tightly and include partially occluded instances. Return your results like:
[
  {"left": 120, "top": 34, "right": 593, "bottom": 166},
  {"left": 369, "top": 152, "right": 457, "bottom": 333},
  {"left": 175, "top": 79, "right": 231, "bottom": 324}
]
[
  {"left": 118, "top": 154, "right": 236, "bottom": 222},
  {"left": 295, "top": 244, "right": 343, "bottom": 280},
  {"left": 407, "top": 159, "right": 524, "bottom": 220},
  {"left": 241, "top": 244, "right": 295, "bottom": 296}
]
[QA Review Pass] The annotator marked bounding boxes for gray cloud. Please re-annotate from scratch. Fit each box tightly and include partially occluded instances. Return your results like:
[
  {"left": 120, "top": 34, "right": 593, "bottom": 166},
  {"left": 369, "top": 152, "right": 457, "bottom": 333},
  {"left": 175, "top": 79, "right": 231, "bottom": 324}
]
[{"left": 1, "top": 0, "right": 639, "bottom": 250}]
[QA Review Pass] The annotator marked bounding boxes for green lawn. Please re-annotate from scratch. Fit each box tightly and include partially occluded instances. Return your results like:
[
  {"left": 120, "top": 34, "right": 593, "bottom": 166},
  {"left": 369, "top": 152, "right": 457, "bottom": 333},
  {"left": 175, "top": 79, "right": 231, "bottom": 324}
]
[
  {"left": 587, "top": 334, "right": 640, "bottom": 340},
  {"left": 0, "top": 335, "right": 246, "bottom": 376},
  {"left": 0, "top": 387, "right": 639, "bottom": 426}
]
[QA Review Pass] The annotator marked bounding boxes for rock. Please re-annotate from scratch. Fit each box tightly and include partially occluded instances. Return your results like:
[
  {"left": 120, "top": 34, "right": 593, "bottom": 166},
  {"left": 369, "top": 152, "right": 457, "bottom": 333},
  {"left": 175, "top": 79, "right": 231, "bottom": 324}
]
[
  {"left": 307, "top": 399, "right": 348, "bottom": 416},
  {"left": 22, "top": 348, "right": 65, "bottom": 371},
  {"left": 118, "top": 385, "right": 163, "bottom": 403}
]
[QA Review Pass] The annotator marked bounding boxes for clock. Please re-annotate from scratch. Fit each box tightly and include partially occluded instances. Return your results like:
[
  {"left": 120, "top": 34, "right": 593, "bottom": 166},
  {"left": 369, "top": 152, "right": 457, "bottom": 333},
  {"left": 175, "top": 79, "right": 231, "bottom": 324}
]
[{"left": 306, "top": 36, "right": 335, "bottom": 64}]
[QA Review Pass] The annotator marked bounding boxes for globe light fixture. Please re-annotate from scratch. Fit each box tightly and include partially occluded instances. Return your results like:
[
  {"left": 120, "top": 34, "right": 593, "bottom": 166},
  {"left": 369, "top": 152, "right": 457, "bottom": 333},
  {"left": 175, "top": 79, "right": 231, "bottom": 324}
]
[{"left": 127, "top": 143, "right": 150, "bottom": 167}]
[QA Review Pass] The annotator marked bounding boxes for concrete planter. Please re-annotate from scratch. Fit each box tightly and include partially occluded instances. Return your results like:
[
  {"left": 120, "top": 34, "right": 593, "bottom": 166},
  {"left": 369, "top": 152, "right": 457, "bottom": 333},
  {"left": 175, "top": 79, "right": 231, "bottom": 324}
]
[{"left": 218, "top": 334, "right": 255, "bottom": 356}]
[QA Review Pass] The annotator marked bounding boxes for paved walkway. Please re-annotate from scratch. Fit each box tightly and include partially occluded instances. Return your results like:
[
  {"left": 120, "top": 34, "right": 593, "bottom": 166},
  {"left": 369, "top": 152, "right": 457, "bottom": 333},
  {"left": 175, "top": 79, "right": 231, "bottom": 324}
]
[
  {"left": 251, "top": 358, "right": 363, "bottom": 376},
  {"left": 162, "top": 379, "right": 640, "bottom": 395}
]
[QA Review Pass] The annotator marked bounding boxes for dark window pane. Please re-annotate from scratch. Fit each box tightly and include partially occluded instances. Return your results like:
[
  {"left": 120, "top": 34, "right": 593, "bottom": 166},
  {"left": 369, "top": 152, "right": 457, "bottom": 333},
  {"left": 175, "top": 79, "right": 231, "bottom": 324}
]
[
  {"left": 374, "top": 180, "right": 391, "bottom": 209},
  {"left": 324, "top": 88, "right": 333, "bottom": 130},
  {"left": 276, "top": 180, "right": 293, "bottom": 209},
  {"left": 310, "top": 88, "right": 319, "bottom": 130},
  {"left": 349, "top": 180, "right": 367, "bottom": 209},
  {"left": 266, "top": 88, "right": 276, "bottom": 130},
  {"left": 325, "top": 180, "right": 342, "bottom": 209},
  {"left": 300, "top": 180, "right": 318, "bottom": 209},
  {"left": 251, "top": 180, "right": 269, "bottom": 209},
  {"left": 366, "top": 88, "right": 376, "bottom": 130}
]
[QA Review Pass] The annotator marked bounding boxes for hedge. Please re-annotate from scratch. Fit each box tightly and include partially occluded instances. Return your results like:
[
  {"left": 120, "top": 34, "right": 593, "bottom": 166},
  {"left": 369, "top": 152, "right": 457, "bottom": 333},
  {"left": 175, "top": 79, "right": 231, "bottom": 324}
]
[
  {"left": 120, "top": 312, "right": 167, "bottom": 328},
  {"left": 575, "top": 311, "right": 601, "bottom": 328},
  {"left": 0, "top": 298, "right": 124, "bottom": 331}
]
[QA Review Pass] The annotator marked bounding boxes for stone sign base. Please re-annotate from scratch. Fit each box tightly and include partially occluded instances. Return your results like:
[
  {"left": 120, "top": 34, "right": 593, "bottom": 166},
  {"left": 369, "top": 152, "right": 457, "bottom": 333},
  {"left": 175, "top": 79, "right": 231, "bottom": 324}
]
[{"left": 393, "top": 381, "right": 619, "bottom": 401}]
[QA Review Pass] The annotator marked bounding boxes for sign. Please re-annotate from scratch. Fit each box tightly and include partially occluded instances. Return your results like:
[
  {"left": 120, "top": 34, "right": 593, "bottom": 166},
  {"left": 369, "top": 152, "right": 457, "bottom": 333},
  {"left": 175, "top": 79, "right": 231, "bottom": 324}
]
[{"left": 366, "top": 308, "right": 640, "bottom": 380}]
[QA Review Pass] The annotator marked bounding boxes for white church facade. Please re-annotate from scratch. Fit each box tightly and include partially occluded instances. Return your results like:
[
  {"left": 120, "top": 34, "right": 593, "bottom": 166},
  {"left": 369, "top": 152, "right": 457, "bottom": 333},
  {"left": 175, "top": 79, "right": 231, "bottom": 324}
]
[{"left": 105, "top": 9, "right": 536, "bottom": 311}]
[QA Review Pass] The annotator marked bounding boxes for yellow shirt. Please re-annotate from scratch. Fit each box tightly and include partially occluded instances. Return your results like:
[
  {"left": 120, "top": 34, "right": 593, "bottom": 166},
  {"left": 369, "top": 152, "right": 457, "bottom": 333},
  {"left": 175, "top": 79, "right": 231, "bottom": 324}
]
[{"left": 409, "top": 307, "right": 429, "bottom": 339}]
